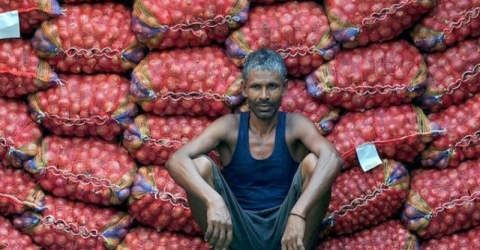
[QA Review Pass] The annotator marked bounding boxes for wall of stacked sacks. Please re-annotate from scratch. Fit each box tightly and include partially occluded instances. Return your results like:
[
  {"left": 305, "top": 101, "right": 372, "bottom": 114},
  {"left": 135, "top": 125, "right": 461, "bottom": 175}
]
[{"left": 0, "top": 0, "right": 479, "bottom": 249}]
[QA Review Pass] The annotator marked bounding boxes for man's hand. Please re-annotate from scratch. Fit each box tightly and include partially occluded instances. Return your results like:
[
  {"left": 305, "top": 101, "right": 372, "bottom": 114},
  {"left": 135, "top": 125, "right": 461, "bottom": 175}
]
[
  {"left": 281, "top": 214, "right": 306, "bottom": 250},
  {"left": 204, "top": 199, "right": 233, "bottom": 250}
]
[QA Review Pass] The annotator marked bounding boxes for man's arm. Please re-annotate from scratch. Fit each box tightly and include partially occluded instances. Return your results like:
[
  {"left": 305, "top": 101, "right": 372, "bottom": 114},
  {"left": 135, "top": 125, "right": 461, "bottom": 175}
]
[
  {"left": 282, "top": 114, "right": 344, "bottom": 250},
  {"left": 289, "top": 114, "right": 344, "bottom": 218},
  {"left": 165, "top": 114, "right": 235, "bottom": 249}
]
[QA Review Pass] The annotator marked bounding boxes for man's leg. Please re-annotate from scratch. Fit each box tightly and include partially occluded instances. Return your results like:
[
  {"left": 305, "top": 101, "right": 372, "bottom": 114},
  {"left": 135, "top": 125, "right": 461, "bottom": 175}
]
[
  {"left": 300, "top": 153, "right": 332, "bottom": 249},
  {"left": 184, "top": 155, "right": 215, "bottom": 232}
]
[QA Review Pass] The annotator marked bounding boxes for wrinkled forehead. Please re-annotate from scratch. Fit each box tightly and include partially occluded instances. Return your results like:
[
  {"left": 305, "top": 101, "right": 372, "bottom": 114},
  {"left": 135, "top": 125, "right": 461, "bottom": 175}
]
[{"left": 244, "top": 70, "right": 284, "bottom": 85}]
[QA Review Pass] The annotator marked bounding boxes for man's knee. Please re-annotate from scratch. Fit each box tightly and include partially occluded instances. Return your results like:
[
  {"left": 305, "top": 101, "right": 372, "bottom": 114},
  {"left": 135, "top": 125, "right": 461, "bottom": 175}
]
[
  {"left": 301, "top": 153, "right": 318, "bottom": 179},
  {"left": 193, "top": 156, "right": 214, "bottom": 185}
]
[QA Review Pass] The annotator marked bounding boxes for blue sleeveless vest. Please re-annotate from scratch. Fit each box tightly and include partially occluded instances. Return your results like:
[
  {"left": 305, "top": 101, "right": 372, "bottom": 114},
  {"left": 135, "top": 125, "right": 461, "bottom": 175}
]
[{"left": 223, "top": 112, "right": 299, "bottom": 211}]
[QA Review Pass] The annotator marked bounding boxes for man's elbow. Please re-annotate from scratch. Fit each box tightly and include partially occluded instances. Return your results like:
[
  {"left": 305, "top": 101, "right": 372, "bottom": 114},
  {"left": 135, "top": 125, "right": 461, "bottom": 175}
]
[{"left": 165, "top": 152, "right": 181, "bottom": 171}]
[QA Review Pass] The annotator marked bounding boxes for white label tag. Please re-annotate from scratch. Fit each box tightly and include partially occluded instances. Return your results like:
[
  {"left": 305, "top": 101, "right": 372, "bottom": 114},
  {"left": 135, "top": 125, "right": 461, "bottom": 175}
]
[
  {"left": 356, "top": 143, "right": 382, "bottom": 172},
  {"left": 0, "top": 10, "right": 21, "bottom": 39}
]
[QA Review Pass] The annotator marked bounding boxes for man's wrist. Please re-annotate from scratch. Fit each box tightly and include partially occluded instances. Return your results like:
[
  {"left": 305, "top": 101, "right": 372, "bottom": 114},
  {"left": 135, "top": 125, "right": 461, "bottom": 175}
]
[{"left": 288, "top": 212, "right": 306, "bottom": 221}]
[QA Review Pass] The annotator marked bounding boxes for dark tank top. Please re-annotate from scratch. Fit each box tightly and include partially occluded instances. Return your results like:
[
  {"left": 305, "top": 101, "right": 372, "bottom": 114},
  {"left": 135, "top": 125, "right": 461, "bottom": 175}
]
[{"left": 223, "top": 112, "right": 299, "bottom": 211}]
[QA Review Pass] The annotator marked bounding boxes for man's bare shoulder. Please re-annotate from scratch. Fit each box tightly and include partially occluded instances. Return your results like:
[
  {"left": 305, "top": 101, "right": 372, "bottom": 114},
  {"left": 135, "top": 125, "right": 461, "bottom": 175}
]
[
  {"left": 207, "top": 113, "right": 241, "bottom": 137},
  {"left": 285, "top": 112, "right": 319, "bottom": 135}
]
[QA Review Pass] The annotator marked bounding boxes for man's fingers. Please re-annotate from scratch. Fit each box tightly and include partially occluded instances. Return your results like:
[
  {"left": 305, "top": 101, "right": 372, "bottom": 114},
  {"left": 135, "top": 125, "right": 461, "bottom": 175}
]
[
  {"left": 209, "top": 222, "right": 221, "bottom": 248},
  {"left": 225, "top": 225, "right": 233, "bottom": 248},
  {"left": 296, "top": 236, "right": 305, "bottom": 250},
  {"left": 215, "top": 223, "right": 227, "bottom": 249},
  {"left": 205, "top": 222, "right": 214, "bottom": 242}
]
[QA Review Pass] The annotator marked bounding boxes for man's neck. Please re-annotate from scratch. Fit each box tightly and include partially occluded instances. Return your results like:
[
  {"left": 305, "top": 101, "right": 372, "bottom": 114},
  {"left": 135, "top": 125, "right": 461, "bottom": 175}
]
[{"left": 248, "top": 112, "right": 279, "bottom": 138}]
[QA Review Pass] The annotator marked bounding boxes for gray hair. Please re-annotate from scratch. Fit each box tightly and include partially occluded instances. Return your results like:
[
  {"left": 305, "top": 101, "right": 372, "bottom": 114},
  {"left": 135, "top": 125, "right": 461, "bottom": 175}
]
[{"left": 242, "top": 49, "right": 287, "bottom": 83}]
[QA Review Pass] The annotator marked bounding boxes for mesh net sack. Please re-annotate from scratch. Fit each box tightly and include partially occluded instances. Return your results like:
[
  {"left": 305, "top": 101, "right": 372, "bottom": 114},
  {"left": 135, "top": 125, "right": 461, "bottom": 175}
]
[
  {"left": 117, "top": 226, "right": 209, "bottom": 250},
  {"left": 324, "top": 0, "right": 435, "bottom": 49},
  {"left": 0, "top": 165, "right": 45, "bottom": 216},
  {"left": 0, "top": 39, "right": 59, "bottom": 98},
  {"left": 28, "top": 73, "right": 138, "bottom": 141},
  {"left": 420, "top": 93, "right": 480, "bottom": 169},
  {"left": 123, "top": 114, "right": 214, "bottom": 166},
  {"left": 13, "top": 195, "right": 133, "bottom": 250},
  {"left": 411, "top": 0, "right": 480, "bottom": 52},
  {"left": 306, "top": 40, "right": 427, "bottom": 111},
  {"left": 130, "top": 46, "right": 243, "bottom": 117},
  {"left": 31, "top": 2, "right": 147, "bottom": 74},
  {"left": 0, "top": 215, "right": 41, "bottom": 250},
  {"left": 326, "top": 105, "right": 441, "bottom": 169},
  {"left": 321, "top": 159, "right": 410, "bottom": 236},
  {"left": 317, "top": 220, "right": 419, "bottom": 250},
  {"left": 401, "top": 159, "right": 480, "bottom": 239},
  {"left": 0, "top": 0, "right": 61, "bottom": 33},
  {"left": 128, "top": 166, "right": 202, "bottom": 236},
  {"left": 23, "top": 136, "right": 137, "bottom": 206},
  {"left": 225, "top": 1, "right": 339, "bottom": 77},
  {"left": 279, "top": 79, "right": 340, "bottom": 136},
  {"left": 421, "top": 225, "right": 480, "bottom": 250},
  {"left": 131, "top": 0, "right": 249, "bottom": 49},
  {"left": 416, "top": 37, "right": 480, "bottom": 111},
  {"left": 0, "top": 98, "right": 43, "bottom": 168}
]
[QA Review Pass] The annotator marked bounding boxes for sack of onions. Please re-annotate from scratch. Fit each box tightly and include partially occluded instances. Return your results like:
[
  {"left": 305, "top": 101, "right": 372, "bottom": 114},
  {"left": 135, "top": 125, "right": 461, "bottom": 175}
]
[
  {"left": 225, "top": 1, "right": 339, "bottom": 77},
  {"left": 0, "top": 0, "right": 61, "bottom": 33},
  {"left": 128, "top": 166, "right": 202, "bottom": 236},
  {"left": 117, "top": 227, "right": 209, "bottom": 250},
  {"left": 28, "top": 73, "right": 137, "bottom": 141},
  {"left": 24, "top": 136, "right": 137, "bottom": 206},
  {"left": 416, "top": 37, "right": 480, "bottom": 112},
  {"left": 401, "top": 159, "right": 480, "bottom": 239},
  {"left": 326, "top": 105, "right": 441, "bottom": 169},
  {"left": 410, "top": 0, "right": 480, "bottom": 52},
  {"left": 0, "top": 39, "right": 59, "bottom": 98},
  {"left": 421, "top": 225, "right": 480, "bottom": 250},
  {"left": 420, "top": 93, "right": 480, "bottom": 169},
  {"left": 13, "top": 195, "right": 132, "bottom": 250},
  {"left": 321, "top": 159, "right": 410, "bottom": 236},
  {"left": 306, "top": 40, "right": 427, "bottom": 111},
  {"left": 31, "top": 3, "right": 146, "bottom": 74},
  {"left": 0, "top": 98, "right": 43, "bottom": 168},
  {"left": 324, "top": 0, "right": 435, "bottom": 48},
  {"left": 0, "top": 215, "right": 41, "bottom": 250},
  {"left": 130, "top": 45, "right": 244, "bottom": 117}
]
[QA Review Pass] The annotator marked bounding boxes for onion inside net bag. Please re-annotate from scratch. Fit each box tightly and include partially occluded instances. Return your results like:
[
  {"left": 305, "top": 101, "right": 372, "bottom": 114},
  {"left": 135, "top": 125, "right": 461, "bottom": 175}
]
[
  {"left": 321, "top": 159, "right": 410, "bottom": 236},
  {"left": 130, "top": 45, "right": 244, "bottom": 117},
  {"left": 131, "top": 0, "right": 249, "bottom": 49},
  {"left": 410, "top": 0, "right": 480, "bottom": 52},
  {"left": 402, "top": 158, "right": 480, "bottom": 239},
  {"left": 324, "top": 0, "right": 435, "bottom": 48},
  {"left": 31, "top": 2, "right": 147, "bottom": 74},
  {"left": 0, "top": 0, "right": 62, "bottom": 33},
  {"left": 225, "top": 1, "right": 340, "bottom": 77},
  {"left": 0, "top": 39, "right": 59, "bottom": 98},
  {"left": 24, "top": 136, "right": 137, "bottom": 206},
  {"left": 28, "top": 73, "right": 137, "bottom": 141},
  {"left": 128, "top": 166, "right": 202, "bottom": 236},
  {"left": 13, "top": 195, "right": 133, "bottom": 250},
  {"left": 0, "top": 97, "right": 43, "bottom": 168},
  {"left": 326, "top": 104, "right": 442, "bottom": 168},
  {"left": 306, "top": 39, "right": 427, "bottom": 111},
  {"left": 420, "top": 93, "right": 480, "bottom": 169},
  {"left": 416, "top": 36, "right": 480, "bottom": 112}
]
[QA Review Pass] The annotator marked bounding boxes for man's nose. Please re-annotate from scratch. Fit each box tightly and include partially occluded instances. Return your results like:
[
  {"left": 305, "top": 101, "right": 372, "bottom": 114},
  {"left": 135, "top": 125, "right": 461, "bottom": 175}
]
[{"left": 260, "top": 87, "right": 269, "bottom": 99}]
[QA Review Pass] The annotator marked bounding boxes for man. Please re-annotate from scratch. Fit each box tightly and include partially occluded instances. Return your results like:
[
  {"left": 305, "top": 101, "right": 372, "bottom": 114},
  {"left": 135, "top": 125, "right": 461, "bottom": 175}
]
[{"left": 165, "top": 49, "right": 344, "bottom": 250}]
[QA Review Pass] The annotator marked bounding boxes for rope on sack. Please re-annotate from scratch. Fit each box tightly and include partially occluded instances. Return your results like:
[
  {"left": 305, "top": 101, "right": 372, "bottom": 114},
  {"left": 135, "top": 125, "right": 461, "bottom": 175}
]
[
  {"left": 62, "top": 47, "right": 121, "bottom": 59},
  {"left": 330, "top": 183, "right": 390, "bottom": 218},
  {"left": 39, "top": 112, "right": 113, "bottom": 126},
  {"left": 43, "top": 215, "right": 104, "bottom": 239},
  {"left": 430, "top": 191, "right": 480, "bottom": 217},
  {"left": 445, "top": 63, "right": 480, "bottom": 95},
  {"left": 453, "top": 130, "right": 480, "bottom": 148},
  {"left": 325, "top": 84, "right": 408, "bottom": 96},
  {"left": 169, "top": 15, "right": 241, "bottom": 37},
  {"left": 151, "top": 187, "right": 190, "bottom": 209},
  {"left": 156, "top": 91, "right": 225, "bottom": 102},
  {"left": 362, "top": 0, "right": 414, "bottom": 26},
  {"left": 45, "top": 166, "right": 120, "bottom": 191},
  {"left": 141, "top": 134, "right": 184, "bottom": 148},
  {"left": 443, "top": 7, "right": 480, "bottom": 34}
]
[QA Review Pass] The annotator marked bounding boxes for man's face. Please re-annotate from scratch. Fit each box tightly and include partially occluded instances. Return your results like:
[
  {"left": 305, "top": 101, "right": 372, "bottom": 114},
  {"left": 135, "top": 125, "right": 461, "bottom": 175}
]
[{"left": 243, "top": 70, "right": 286, "bottom": 120}]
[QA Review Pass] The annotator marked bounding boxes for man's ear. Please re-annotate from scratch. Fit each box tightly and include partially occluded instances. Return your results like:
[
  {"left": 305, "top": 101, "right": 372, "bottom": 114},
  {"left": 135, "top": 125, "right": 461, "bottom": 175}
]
[
  {"left": 282, "top": 79, "right": 288, "bottom": 95},
  {"left": 241, "top": 79, "right": 248, "bottom": 97}
]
